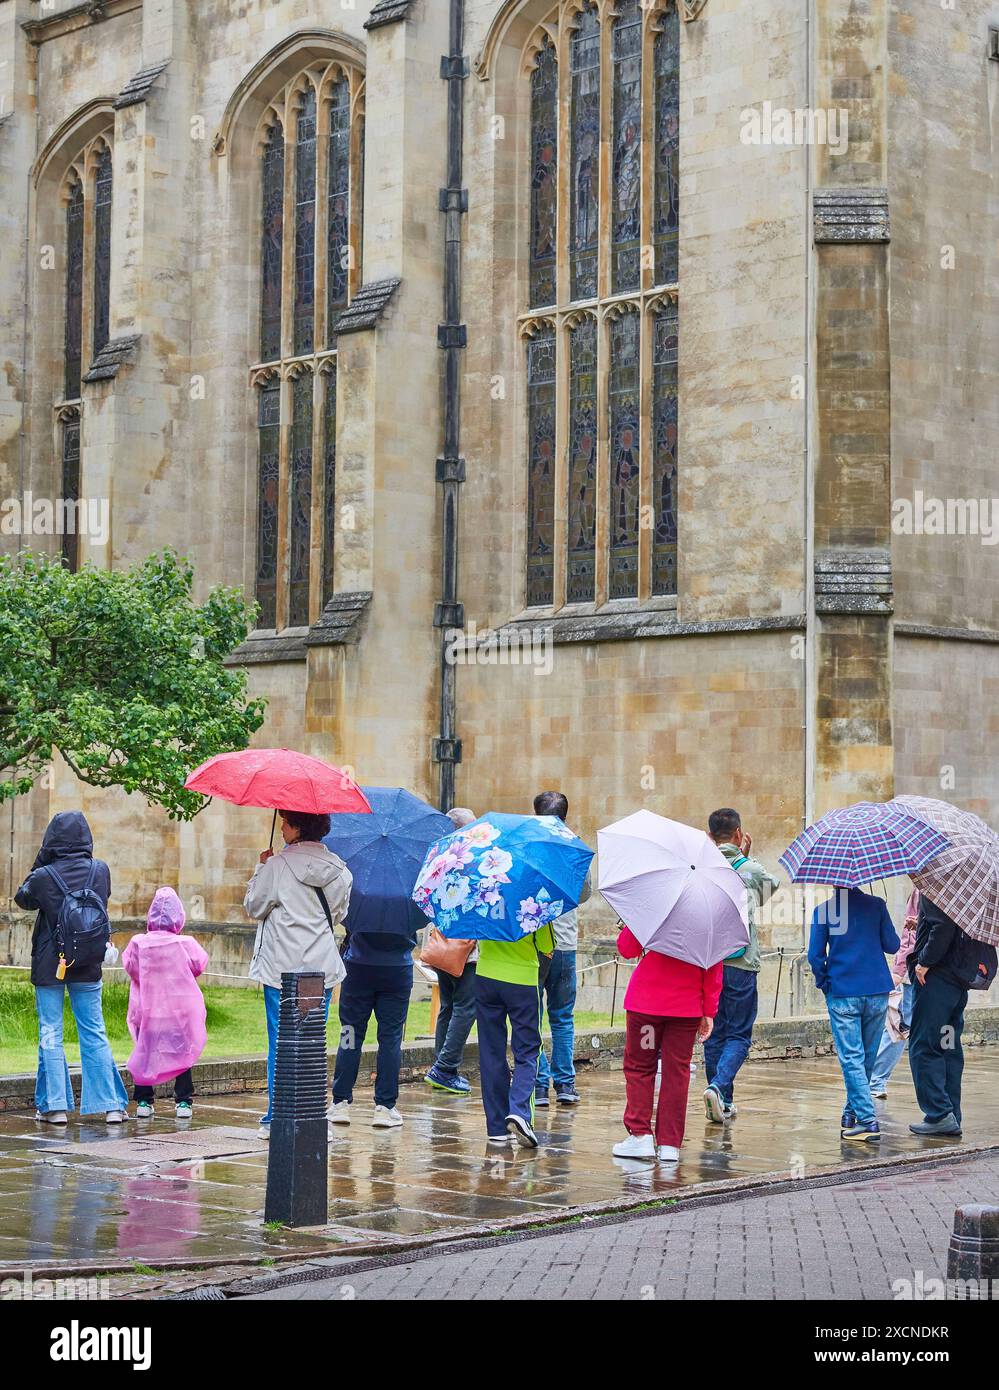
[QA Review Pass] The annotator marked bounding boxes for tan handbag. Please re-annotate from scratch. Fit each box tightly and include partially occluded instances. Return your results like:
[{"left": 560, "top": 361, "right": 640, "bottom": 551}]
[{"left": 421, "top": 927, "right": 475, "bottom": 978}]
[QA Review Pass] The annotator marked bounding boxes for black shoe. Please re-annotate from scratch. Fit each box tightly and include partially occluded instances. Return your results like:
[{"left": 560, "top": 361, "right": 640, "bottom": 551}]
[
  {"left": 506, "top": 1113, "right": 539, "bottom": 1148},
  {"left": 534, "top": 1087, "right": 549, "bottom": 1109},
  {"left": 909, "top": 1114, "right": 962, "bottom": 1137},
  {"left": 555, "top": 1084, "right": 580, "bottom": 1105}
]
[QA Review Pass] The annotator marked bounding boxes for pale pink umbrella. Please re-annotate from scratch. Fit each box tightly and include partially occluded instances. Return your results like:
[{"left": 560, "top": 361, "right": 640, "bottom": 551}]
[{"left": 598, "top": 810, "right": 750, "bottom": 968}]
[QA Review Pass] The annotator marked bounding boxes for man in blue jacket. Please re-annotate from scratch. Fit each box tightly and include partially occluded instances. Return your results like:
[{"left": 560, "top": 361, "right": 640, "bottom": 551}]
[{"left": 808, "top": 887, "right": 899, "bottom": 1142}]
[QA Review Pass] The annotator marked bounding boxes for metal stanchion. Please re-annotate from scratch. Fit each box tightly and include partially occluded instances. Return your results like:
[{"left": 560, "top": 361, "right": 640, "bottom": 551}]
[
  {"left": 263, "top": 970, "right": 328, "bottom": 1228},
  {"left": 947, "top": 1205, "right": 999, "bottom": 1299}
]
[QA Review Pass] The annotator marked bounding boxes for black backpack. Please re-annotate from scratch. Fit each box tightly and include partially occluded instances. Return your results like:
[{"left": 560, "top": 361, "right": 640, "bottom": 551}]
[
  {"left": 44, "top": 862, "right": 111, "bottom": 975},
  {"left": 949, "top": 928, "right": 998, "bottom": 992}
]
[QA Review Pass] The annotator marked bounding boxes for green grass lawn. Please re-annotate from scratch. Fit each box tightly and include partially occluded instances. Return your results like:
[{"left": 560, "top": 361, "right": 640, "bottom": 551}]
[{"left": 0, "top": 970, "right": 619, "bottom": 1076}]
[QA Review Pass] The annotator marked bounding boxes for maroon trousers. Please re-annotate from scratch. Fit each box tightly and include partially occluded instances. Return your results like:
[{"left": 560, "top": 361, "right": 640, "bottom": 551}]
[{"left": 623, "top": 1010, "right": 699, "bottom": 1148}]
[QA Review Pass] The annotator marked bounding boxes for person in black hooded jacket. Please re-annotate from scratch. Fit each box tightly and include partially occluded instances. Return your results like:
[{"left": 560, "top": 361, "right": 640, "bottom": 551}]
[{"left": 15, "top": 811, "right": 129, "bottom": 1124}]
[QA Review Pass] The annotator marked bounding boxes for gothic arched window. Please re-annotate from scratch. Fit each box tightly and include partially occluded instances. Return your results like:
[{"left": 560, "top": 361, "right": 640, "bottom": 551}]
[
  {"left": 521, "top": 2, "right": 680, "bottom": 609},
  {"left": 56, "top": 132, "right": 114, "bottom": 571},
  {"left": 251, "top": 62, "right": 365, "bottom": 632}
]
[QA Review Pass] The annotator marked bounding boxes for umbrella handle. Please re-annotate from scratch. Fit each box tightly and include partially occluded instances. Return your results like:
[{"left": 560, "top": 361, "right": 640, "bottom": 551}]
[{"left": 269, "top": 808, "right": 277, "bottom": 851}]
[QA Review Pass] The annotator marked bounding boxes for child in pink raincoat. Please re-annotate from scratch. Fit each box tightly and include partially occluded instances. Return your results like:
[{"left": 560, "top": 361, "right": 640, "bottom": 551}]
[{"left": 122, "top": 888, "right": 209, "bottom": 1119}]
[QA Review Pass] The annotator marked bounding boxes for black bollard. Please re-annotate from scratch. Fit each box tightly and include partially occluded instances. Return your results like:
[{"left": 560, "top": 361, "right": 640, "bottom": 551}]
[
  {"left": 263, "top": 970, "right": 329, "bottom": 1227},
  {"left": 946, "top": 1205, "right": 999, "bottom": 1299}
]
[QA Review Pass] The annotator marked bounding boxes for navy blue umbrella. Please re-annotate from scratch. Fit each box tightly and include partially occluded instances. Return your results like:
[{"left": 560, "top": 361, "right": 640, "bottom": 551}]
[{"left": 323, "top": 786, "right": 453, "bottom": 935}]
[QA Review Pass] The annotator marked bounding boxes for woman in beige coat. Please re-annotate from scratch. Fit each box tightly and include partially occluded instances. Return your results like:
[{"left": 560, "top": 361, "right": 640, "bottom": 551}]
[{"left": 244, "top": 809, "right": 352, "bottom": 1138}]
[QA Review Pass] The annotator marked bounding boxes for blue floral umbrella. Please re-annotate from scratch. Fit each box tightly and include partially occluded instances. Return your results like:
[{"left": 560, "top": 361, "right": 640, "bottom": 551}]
[
  {"left": 324, "top": 786, "right": 452, "bottom": 935},
  {"left": 412, "top": 813, "right": 594, "bottom": 942}
]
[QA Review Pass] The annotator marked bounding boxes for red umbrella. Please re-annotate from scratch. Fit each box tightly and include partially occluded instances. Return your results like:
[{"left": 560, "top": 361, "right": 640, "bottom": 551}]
[{"left": 185, "top": 749, "right": 371, "bottom": 840}]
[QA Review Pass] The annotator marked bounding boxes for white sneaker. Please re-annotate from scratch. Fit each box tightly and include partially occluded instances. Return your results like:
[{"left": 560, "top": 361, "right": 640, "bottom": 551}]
[
  {"left": 657, "top": 1145, "right": 680, "bottom": 1163},
  {"left": 372, "top": 1105, "right": 403, "bottom": 1128},
  {"left": 612, "top": 1133, "right": 656, "bottom": 1161},
  {"left": 35, "top": 1109, "right": 68, "bottom": 1125},
  {"left": 135, "top": 1102, "right": 154, "bottom": 1119},
  {"left": 328, "top": 1101, "right": 351, "bottom": 1124},
  {"left": 105, "top": 1110, "right": 127, "bottom": 1124},
  {"left": 257, "top": 1123, "right": 270, "bottom": 1141}
]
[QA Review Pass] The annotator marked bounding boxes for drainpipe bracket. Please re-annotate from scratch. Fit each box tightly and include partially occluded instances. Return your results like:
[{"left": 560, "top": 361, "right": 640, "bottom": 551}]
[
  {"left": 434, "top": 602, "right": 465, "bottom": 629},
  {"left": 440, "top": 55, "right": 470, "bottom": 80},
  {"left": 432, "top": 738, "right": 463, "bottom": 765},
  {"left": 439, "top": 188, "right": 469, "bottom": 214},
  {"left": 437, "top": 324, "right": 467, "bottom": 349},
  {"left": 436, "top": 455, "right": 466, "bottom": 483}
]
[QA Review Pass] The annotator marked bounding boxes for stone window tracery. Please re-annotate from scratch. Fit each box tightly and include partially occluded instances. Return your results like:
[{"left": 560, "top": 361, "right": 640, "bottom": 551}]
[
  {"left": 250, "top": 60, "right": 365, "bottom": 632},
  {"left": 522, "top": 1, "right": 680, "bottom": 609}
]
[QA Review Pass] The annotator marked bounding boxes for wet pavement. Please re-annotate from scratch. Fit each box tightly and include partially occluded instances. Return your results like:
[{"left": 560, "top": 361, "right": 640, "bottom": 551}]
[{"left": 2, "top": 1051, "right": 998, "bottom": 1271}]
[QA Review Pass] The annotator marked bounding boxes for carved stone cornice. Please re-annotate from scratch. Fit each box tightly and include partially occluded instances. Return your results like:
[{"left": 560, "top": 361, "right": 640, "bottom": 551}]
[{"left": 22, "top": 0, "right": 141, "bottom": 45}]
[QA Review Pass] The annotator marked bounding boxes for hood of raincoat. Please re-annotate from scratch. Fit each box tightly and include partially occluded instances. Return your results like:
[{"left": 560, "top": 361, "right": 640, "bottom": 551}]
[
  {"left": 147, "top": 886, "right": 186, "bottom": 933},
  {"left": 281, "top": 839, "right": 349, "bottom": 888},
  {"left": 33, "top": 810, "right": 93, "bottom": 868}
]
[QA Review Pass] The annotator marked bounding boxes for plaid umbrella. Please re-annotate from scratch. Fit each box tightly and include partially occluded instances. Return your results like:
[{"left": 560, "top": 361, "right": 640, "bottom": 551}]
[
  {"left": 892, "top": 795, "right": 999, "bottom": 947},
  {"left": 779, "top": 801, "right": 950, "bottom": 888}
]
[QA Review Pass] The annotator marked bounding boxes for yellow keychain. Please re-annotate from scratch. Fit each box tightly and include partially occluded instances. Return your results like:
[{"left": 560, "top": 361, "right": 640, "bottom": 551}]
[{"left": 55, "top": 954, "right": 67, "bottom": 981}]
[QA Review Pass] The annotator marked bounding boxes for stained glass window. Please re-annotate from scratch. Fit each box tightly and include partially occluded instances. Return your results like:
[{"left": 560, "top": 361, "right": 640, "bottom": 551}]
[
  {"left": 612, "top": 0, "right": 643, "bottom": 294},
  {"left": 92, "top": 146, "right": 113, "bottom": 357},
  {"left": 327, "top": 79, "right": 351, "bottom": 333},
  {"left": 289, "top": 372, "right": 314, "bottom": 627},
  {"left": 567, "top": 318, "right": 597, "bottom": 604},
  {"left": 570, "top": 6, "right": 600, "bottom": 302},
  {"left": 652, "top": 302, "right": 678, "bottom": 595},
  {"left": 356, "top": 114, "right": 365, "bottom": 289},
  {"left": 608, "top": 310, "right": 640, "bottom": 600},
  {"left": 526, "top": 330, "right": 556, "bottom": 607},
  {"left": 522, "top": 4, "right": 681, "bottom": 610},
  {"left": 260, "top": 122, "right": 284, "bottom": 362},
  {"left": 64, "top": 178, "right": 84, "bottom": 400},
  {"left": 61, "top": 417, "right": 81, "bottom": 572},
  {"left": 654, "top": 6, "right": 680, "bottom": 288},
  {"left": 322, "top": 366, "right": 337, "bottom": 607},
  {"left": 529, "top": 41, "right": 558, "bottom": 310},
  {"left": 294, "top": 88, "right": 317, "bottom": 356},
  {"left": 255, "top": 383, "right": 281, "bottom": 629},
  {"left": 253, "top": 61, "right": 363, "bottom": 630}
]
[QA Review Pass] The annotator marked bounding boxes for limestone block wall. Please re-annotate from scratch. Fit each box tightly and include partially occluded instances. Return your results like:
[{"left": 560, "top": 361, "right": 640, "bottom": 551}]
[
  {"left": 887, "top": 0, "right": 999, "bottom": 632},
  {"left": 893, "top": 633, "right": 999, "bottom": 829},
  {"left": 456, "top": 627, "right": 805, "bottom": 944}
]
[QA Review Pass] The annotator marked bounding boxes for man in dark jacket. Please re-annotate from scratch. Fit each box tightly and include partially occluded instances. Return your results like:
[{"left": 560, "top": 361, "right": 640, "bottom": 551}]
[
  {"left": 15, "top": 811, "right": 128, "bottom": 1122},
  {"left": 906, "top": 896, "right": 968, "bottom": 1137}
]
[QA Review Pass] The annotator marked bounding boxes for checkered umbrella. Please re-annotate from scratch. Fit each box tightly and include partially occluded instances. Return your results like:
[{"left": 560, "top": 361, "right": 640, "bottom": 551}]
[
  {"left": 778, "top": 801, "right": 951, "bottom": 888},
  {"left": 892, "top": 796, "right": 999, "bottom": 947}
]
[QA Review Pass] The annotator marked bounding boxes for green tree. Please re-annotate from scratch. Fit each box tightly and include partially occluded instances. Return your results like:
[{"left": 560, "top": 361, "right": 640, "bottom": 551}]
[{"left": 0, "top": 550, "right": 266, "bottom": 818}]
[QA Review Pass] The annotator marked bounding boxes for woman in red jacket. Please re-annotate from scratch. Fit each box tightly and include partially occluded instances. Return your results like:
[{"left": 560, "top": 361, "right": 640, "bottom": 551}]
[{"left": 613, "top": 922, "right": 723, "bottom": 1164}]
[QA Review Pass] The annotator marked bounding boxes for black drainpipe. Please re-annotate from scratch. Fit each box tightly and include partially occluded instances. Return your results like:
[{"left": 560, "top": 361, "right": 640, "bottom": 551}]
[{"left": 432, "top": 0, "right": 468, "bottom": 812}]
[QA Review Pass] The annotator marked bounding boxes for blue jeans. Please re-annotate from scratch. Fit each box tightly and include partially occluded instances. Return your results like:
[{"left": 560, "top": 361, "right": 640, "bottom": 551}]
[
  {"left": 332, "top": 963, "right": 411, "bottom": 1110},
  {"left": 826, "top": 993, "right": 889, "bottom": 1126},
  {"left": 434, "top": 960, "right": 477, "bottom": 1074},
  {"left": 261, "top": 983, "right": 332, "bottom": 1124},
  {"left": 537, "top": 949, "right": 577, "bottom": 1088},
  {"left": 34, "top": 981, "right": 128, "bottom": 1115},
  {"left": 702, "top": 965, "right": 759, "bottom": 1106},
  {"left": 871, "top": 981, "right": 914, "bottom": 1091}
]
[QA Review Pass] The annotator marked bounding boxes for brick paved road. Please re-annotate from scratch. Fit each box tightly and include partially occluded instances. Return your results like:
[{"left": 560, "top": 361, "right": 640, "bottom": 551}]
[{"left": 240, "top": 1154, "right": 999, "bottom": 1301}]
